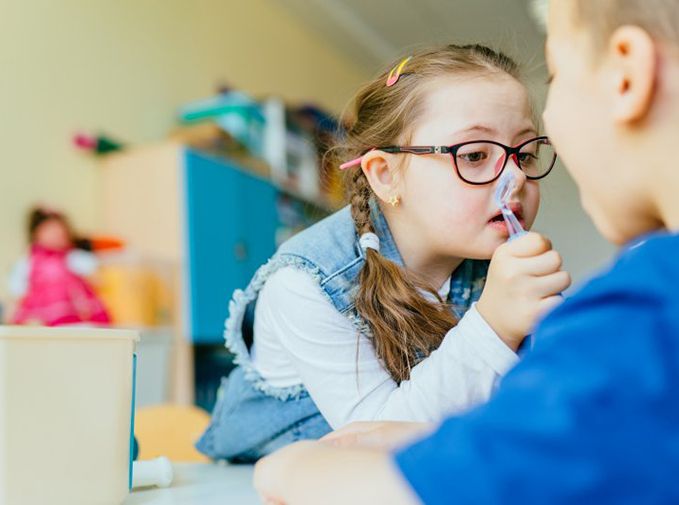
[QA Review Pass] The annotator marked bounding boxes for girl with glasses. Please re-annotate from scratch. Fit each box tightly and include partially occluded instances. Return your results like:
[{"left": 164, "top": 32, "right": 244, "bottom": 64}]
[{"left": 196, "top": 43, "right": 570, "bottom": 464}]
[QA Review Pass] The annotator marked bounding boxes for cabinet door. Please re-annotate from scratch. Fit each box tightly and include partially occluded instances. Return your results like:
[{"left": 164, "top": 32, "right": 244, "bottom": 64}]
[{"left": 183, "top": 149, "right": 278, "bottom": 343}]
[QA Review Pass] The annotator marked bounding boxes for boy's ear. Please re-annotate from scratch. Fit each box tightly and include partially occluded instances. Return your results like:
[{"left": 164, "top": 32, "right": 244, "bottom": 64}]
[
  {"left": 361, "top": 150, "right": 401, "bottom": 204},
  {"left": 608, "top": 25, "right": 657, "bottom": 124}
]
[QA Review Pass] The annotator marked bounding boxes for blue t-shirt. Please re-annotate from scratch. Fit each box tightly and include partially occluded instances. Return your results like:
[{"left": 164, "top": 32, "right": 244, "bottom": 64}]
[{"left": 395, "top": 232, "right": 679, "bottom": 504}]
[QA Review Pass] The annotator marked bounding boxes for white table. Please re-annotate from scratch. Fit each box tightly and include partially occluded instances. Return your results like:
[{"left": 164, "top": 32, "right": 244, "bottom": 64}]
[{"left": 124, "top": 463, "right": 260, "bottom": 504}]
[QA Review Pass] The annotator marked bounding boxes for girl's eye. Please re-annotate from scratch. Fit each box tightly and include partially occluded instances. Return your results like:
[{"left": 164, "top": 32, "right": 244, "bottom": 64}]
[
  {"left": 518, "top": 152, "right": 537, "bottom": 164},
  {"left": 458, "top": 151, "right": 487, "bottom": 163}
]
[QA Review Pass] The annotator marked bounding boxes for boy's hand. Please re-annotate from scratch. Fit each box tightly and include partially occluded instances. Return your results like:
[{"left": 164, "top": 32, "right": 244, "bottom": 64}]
[
  {"left": 255, "top": 441, "right": 316, "bottom": 505},
  {"left": 476, "top": 232, "right": 571, "bottom": 350},
  {"left": 320, "top": 421, "right": 434, "bottom": 451}
]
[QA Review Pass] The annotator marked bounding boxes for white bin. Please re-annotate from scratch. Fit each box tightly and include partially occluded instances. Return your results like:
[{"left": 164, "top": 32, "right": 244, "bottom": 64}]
[{"left": 0, "top": 326, "right": 139, "bottom": 505}]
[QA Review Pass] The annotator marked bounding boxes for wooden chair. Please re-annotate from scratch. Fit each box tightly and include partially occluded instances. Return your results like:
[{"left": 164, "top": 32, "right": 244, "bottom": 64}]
[{"left": 135, "top": 404, "right": 211, "bottom": 462}]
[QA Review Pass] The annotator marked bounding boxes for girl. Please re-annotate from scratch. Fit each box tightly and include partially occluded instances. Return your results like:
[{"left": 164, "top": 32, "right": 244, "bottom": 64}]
[{"left": 196, "top": 43, "right": 569, "bottom": 463}]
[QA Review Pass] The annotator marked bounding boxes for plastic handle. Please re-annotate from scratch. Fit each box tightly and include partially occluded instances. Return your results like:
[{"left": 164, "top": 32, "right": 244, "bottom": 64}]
[
  {"left": 131, "top": 457, "right": 173, "bottom": 489},
  {"left": 501, "top": 208, "right": 526, "bottom": 241}
]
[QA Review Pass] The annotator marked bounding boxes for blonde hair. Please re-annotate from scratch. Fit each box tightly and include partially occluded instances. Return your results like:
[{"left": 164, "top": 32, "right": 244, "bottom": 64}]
[
  {"left": 335, "top": 44, "right": 524, "bottom": 383},
  {"left": 573, "top": 0, "right": 679, "bottom": 50}
]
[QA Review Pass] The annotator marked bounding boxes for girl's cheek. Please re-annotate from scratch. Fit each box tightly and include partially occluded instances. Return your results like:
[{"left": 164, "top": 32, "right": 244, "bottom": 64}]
[{"left": 445, "top": 192, "right": 488, "bottom": 226}]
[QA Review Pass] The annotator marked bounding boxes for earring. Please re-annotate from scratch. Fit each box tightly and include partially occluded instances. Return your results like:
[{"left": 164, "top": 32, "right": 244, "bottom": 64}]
[{"left": 388, "top": 195, "right": 401, "bottom": 207}]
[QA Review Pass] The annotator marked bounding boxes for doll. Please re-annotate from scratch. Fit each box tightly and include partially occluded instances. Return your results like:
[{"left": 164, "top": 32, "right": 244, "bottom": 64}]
[{"left": 10, "top": 207, "right": 111, "bottom": 326}]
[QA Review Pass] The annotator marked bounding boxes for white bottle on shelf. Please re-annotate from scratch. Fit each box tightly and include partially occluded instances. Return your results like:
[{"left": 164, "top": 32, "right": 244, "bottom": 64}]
[{"left": 262, "top": 96, "right": 287, "bottom": 184}]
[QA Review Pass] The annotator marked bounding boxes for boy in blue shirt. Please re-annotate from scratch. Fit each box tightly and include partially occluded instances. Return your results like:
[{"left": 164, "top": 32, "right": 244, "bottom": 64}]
[{"left": 253, "top": 0, "right": 679, "bottom": 503}]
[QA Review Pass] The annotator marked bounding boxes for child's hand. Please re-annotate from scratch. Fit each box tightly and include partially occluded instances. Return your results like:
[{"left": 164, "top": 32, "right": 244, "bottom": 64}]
[
  {"left": 321, "top": 421, "right": 434, "bottom": 451},
  {"left": 254, "top": 440, "right": 320, "bottom": 505},
  {"left": 476, "top": 232, "right": 571, "bottom": 350}
]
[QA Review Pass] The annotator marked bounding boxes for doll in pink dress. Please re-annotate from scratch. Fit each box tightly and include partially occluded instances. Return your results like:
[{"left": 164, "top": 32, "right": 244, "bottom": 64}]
[{"left": 10, "top": 207, "right": 111, "bottom": 326}]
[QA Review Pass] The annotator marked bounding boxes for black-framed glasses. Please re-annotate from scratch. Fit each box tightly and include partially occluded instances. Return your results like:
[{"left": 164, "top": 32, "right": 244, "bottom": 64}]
[{"left": 379, "top": 136, "right": 556, "bottom": 185}]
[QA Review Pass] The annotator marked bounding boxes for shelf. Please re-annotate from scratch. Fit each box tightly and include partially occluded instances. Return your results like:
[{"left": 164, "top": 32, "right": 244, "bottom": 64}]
[{"left": 190, "top": 146, "right": 342, "bottom": 213}]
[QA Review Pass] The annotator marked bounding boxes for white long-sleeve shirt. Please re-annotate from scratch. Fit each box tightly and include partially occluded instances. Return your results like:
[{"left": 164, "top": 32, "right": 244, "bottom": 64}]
[{"left": 251, "top": 267, "right": 518, "bottom": 429}]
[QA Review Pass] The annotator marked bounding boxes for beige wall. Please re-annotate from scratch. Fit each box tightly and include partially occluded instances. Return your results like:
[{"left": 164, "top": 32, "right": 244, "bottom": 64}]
[
  {"left": 0, "top": 0, "right": 616, "bottom": 310},
  {"left": 0, "top": 0, "right": 369, "bottom": 304}
]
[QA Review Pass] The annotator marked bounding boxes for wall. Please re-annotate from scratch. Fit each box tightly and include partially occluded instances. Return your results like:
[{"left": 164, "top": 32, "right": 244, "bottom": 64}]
[{"left": 0, "top": 0, "right": 369, "bottom": 303}]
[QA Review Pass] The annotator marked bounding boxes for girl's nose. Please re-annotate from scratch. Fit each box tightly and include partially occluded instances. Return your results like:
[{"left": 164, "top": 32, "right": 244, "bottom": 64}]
[{"left": 506, "top": 154, "right": 527, "bottom": 191}]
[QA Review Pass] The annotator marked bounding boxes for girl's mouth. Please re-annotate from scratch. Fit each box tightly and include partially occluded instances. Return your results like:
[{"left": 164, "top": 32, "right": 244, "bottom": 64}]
[{"left": 488, "top": 204, "right": 525, "bottom": 232}]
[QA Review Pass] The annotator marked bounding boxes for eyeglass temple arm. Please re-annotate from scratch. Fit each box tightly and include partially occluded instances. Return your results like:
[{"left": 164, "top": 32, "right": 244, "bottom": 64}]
[
  {"left": 339, "top": 145, "right": 453, "bottom": 170},
  {"left": 381, "top": 146, "right": 452, "bottom": 154}
]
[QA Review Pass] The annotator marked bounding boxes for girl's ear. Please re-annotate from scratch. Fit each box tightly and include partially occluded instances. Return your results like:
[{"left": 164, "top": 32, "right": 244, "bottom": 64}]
[
  {"left": 606, "top": 25, "right": 657, "bottom": 124},
  {"left": 360, "top": 150, "right": 401, "bottom": 205}
]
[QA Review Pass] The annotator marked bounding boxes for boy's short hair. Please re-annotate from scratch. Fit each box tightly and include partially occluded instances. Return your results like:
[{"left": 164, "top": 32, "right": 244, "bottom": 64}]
[{"left": 573, "top": 0, "right": 679, "bottom": 50}]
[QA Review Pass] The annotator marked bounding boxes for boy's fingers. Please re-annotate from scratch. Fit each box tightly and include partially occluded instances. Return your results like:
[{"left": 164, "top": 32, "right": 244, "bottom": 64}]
[
  {"left": 321, "top": 422, "right": 372, "bottom": 443},
  {"left": 320, "top": 433, "right": 358, "bottom": 448}
]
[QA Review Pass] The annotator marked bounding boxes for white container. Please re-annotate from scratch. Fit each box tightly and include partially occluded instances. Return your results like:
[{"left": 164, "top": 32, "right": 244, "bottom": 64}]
[{"left": 0, "top": 326, "right": 139, "bottom": 505}]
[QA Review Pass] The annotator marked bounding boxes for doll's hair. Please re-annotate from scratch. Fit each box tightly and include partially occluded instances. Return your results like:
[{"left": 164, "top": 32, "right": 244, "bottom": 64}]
[{"left": 27, "top": 206, "right": 85, "bottom": 248}]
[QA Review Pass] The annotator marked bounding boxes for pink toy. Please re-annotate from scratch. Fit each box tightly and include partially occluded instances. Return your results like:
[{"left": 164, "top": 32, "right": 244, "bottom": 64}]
[{"left": 11, "top": 207, "right": 111, "bottom": 326}]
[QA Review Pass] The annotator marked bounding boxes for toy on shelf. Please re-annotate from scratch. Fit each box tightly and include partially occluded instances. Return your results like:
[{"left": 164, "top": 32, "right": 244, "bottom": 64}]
[
  {"left": 178, "top": 87, "right": 265, "bottom": 157},
  {"left": 9, "top": 206, "right": 112, "bottom": 326},
  {"left": 73, "top": 132, "right": 125, "bottom": 155},
  {"left": 96, "top": 253, "right": 176, "bottom": 328},
  {"left": 177, "top": 86, "right": 346, "bottom": 208}
]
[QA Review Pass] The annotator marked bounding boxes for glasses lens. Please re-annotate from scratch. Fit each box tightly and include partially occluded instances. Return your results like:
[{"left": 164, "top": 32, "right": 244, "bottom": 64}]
[
  {"left": 517, "top": 138, "right": 556, "bottom": 179},
  {"left": 453, "top": 142, "right": 507, "bottom": 184}
]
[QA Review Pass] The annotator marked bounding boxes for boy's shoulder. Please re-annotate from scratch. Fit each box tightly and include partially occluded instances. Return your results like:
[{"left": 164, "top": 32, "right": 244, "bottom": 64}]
[
  {"left": 589, "top": 231, "right": 679, "bottom": 296},
  {"left": 537, "top": 231, "right": 679, "bottom": 346}
]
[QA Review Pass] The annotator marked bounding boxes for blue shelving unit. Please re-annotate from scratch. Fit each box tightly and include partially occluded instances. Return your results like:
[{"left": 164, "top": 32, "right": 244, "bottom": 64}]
[
  {"left": 101, "top": 143, "right": 331, "bottom": 410},
  {"left": 183, "top": 149, "right": 279, "bottom": 344}
]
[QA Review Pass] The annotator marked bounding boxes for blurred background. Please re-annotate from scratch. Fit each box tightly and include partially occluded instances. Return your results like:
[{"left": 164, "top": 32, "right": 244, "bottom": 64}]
[{"left": 0, "top": 0, "right": 614, "bottom": 422}]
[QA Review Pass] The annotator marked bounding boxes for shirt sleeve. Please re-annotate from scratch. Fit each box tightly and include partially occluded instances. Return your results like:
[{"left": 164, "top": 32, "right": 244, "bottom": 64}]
[
  {"left": 394, "top": 242, "right": 679, "bottom": 504},
  {"left": 253, "top": 266, "right": 518, "bottom": 429}
]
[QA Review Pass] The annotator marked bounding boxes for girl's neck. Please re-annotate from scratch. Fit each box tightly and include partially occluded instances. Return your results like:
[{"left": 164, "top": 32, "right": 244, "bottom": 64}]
[{"left": 408, "top": 256, "right": 463, "bottom": 291}]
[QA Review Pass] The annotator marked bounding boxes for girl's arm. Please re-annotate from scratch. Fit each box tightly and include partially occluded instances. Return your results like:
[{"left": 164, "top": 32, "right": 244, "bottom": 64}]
[
  {"left": 254, "top": 441, "right": 418, "bottom": 505},
  {"left": 255, "top": 267, "right": 518, "bottom": 428}
]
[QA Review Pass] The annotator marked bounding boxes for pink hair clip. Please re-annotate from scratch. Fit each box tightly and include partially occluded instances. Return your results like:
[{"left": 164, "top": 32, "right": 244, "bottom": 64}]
[{"left": 386, "top": 56, "right": 412, "bottom": 87}]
